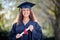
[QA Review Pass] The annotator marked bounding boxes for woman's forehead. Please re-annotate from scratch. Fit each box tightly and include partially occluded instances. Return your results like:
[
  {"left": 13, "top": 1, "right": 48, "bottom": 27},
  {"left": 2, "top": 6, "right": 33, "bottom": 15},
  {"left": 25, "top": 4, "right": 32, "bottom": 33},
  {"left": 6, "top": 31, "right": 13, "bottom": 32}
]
[{"left": 22, "top": 8, "right": 30, "bottom": 10}]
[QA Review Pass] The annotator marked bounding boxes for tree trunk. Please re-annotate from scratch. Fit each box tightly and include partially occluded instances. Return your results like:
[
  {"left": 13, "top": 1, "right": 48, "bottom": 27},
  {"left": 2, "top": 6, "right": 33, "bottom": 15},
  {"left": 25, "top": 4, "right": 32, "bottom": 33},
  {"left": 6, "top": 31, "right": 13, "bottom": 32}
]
[{"left": 54, "top": 4, "right": 60, "bottom": 40}]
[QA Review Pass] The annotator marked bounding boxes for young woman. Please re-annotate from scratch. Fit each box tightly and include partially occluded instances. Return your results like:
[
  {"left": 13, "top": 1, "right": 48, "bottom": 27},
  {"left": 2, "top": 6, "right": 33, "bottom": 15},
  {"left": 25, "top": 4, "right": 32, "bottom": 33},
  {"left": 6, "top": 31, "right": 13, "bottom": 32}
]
[{"left": 9, "top": 2, "right": 43, "bottom": 40}]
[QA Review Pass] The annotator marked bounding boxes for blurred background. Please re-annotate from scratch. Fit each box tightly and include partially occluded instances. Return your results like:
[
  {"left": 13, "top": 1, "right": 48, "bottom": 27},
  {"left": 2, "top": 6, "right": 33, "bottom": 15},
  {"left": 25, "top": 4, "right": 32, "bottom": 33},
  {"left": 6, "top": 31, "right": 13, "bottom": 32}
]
[{"left": 0, "top": 0, "right": 60, "bottom": 40}]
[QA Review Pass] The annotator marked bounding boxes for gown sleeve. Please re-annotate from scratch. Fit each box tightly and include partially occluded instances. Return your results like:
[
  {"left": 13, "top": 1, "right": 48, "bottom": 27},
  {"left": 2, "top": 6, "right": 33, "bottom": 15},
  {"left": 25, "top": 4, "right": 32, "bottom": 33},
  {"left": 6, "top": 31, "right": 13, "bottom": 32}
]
[
  {"left": 9, "top": 23, "right": 16, "bottom": 40},
  {"left": 32, "top": 22, "right": 43, "bottom": 40}
]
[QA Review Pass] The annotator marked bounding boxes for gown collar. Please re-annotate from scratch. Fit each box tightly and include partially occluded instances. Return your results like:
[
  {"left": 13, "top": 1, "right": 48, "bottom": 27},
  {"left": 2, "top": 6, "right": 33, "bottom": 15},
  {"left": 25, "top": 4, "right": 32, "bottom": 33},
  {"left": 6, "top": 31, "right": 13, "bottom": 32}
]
[{"left": 22, "top": 20, "right": 32, "bottom": 28}]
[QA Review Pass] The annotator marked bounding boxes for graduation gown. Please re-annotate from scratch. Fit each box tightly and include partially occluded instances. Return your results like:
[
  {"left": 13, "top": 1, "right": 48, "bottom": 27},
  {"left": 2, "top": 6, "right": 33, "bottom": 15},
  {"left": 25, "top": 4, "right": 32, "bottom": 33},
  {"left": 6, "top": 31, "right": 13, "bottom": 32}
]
[{"left": 9, "top": 20, "right": 43, "bottom": 40}]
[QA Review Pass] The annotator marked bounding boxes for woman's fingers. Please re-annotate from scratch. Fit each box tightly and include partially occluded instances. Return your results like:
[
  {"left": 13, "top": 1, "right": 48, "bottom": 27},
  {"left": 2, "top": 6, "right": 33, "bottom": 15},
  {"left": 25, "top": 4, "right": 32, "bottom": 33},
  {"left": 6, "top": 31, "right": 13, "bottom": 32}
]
[
  {"left": 29, "top": 25, "right": 34, "bottom": 31},
  {"left": 16, "top": 34, "right": 21, "bottom": 39}
]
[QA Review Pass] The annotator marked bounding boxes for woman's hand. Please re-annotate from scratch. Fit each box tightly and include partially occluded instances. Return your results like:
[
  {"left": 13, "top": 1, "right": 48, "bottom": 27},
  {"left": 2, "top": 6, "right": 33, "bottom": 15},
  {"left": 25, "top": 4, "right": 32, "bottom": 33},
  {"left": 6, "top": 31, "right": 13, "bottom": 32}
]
[
  {"left": 28, "top": 25, "right": 34, "bottom": 32},
  {"left": 16, "top": 34, "right": 22, "bottom": 39}
]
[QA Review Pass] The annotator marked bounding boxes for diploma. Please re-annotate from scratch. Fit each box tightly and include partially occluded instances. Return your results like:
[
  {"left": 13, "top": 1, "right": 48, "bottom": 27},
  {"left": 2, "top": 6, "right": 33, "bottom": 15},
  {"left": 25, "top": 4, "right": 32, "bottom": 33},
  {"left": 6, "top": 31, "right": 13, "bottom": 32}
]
[{"left": 20, "top": 27, "right": 29, "bottom": 36}]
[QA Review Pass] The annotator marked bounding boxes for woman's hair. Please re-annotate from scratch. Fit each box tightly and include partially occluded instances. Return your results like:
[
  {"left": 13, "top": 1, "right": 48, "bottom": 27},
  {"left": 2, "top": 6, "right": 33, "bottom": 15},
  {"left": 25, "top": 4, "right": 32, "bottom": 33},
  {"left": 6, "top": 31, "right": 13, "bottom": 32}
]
[{"left": 13, "top": 9, "right": 37, "bottom": 25}]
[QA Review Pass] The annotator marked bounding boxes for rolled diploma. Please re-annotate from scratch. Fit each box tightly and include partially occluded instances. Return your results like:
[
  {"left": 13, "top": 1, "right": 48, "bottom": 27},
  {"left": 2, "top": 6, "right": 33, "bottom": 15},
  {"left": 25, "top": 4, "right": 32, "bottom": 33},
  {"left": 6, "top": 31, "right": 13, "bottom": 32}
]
[{"left": 20, "top": 27, "right": 29, "bottom": 36}]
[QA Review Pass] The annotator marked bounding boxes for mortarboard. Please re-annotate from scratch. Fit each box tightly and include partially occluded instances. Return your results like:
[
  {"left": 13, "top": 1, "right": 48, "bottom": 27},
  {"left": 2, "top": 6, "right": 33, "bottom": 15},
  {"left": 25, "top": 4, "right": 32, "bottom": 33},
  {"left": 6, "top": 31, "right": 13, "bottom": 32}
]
[{"left": 17, "top": 2, "right": 35, "bottom": 9}]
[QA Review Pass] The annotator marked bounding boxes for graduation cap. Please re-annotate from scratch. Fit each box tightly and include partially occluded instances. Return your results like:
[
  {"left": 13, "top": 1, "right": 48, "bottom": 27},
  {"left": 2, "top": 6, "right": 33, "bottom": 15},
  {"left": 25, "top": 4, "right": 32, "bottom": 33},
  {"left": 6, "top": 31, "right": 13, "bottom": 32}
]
[{"left": 17, "top": 2, "right": 35, "bottom": 9}]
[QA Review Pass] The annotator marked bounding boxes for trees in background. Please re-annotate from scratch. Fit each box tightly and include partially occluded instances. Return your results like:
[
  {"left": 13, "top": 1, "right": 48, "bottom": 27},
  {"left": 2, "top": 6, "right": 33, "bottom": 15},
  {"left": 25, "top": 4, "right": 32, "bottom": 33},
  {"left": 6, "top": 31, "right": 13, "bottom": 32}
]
[{"left": 0, "top": 0, "right": 60, "bottom": 40}]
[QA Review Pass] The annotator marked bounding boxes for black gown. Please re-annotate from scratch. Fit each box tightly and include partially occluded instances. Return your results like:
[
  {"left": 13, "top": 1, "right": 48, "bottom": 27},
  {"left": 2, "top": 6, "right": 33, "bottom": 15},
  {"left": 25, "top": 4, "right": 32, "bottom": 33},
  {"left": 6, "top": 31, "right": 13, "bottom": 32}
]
[{"left": 9, "top": 20, "right": 43, "bottom": 40}]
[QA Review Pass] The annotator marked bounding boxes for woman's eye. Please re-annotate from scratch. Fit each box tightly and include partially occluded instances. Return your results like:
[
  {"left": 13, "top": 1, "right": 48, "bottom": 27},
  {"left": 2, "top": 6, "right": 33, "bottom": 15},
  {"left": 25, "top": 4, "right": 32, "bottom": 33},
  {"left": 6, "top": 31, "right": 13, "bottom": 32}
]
[
  {"left": 22, "top": 9, "right": 30, "bottom": 11},
  {"left": 27, "top": 9, "right": 29, "bottom": 11},
  {"left": 23, "top": 10, "right": 25, "bottom": 11},
  {"left": 27, "top": 10, "right": 29, "bottom": 11}
]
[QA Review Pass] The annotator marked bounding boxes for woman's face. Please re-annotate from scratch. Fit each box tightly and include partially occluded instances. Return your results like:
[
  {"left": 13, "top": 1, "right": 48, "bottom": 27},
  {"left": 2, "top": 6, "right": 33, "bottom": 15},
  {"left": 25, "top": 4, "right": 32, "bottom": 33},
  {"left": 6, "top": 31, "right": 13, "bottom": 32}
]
[{"left": 22, "top": 8, "right": 30, "bottom": 17}]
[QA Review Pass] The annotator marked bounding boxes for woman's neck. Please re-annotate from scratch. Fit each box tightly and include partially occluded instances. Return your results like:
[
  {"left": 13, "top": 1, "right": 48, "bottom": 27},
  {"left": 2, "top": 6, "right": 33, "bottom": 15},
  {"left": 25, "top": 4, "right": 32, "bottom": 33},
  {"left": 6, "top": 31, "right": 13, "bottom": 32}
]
[
  {"left": 23, "top": 17, "right": 30, "bottom": 22},
  {"left": 23, "top": 17, "right": 30, "bottom": 25}
]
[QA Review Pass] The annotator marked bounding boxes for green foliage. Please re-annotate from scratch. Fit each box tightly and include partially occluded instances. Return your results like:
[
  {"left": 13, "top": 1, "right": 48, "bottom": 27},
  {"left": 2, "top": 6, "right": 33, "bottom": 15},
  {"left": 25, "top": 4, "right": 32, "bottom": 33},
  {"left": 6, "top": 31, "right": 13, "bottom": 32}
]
[{"left": 0, "top": 4, "right": 2, "bottom": 10}]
